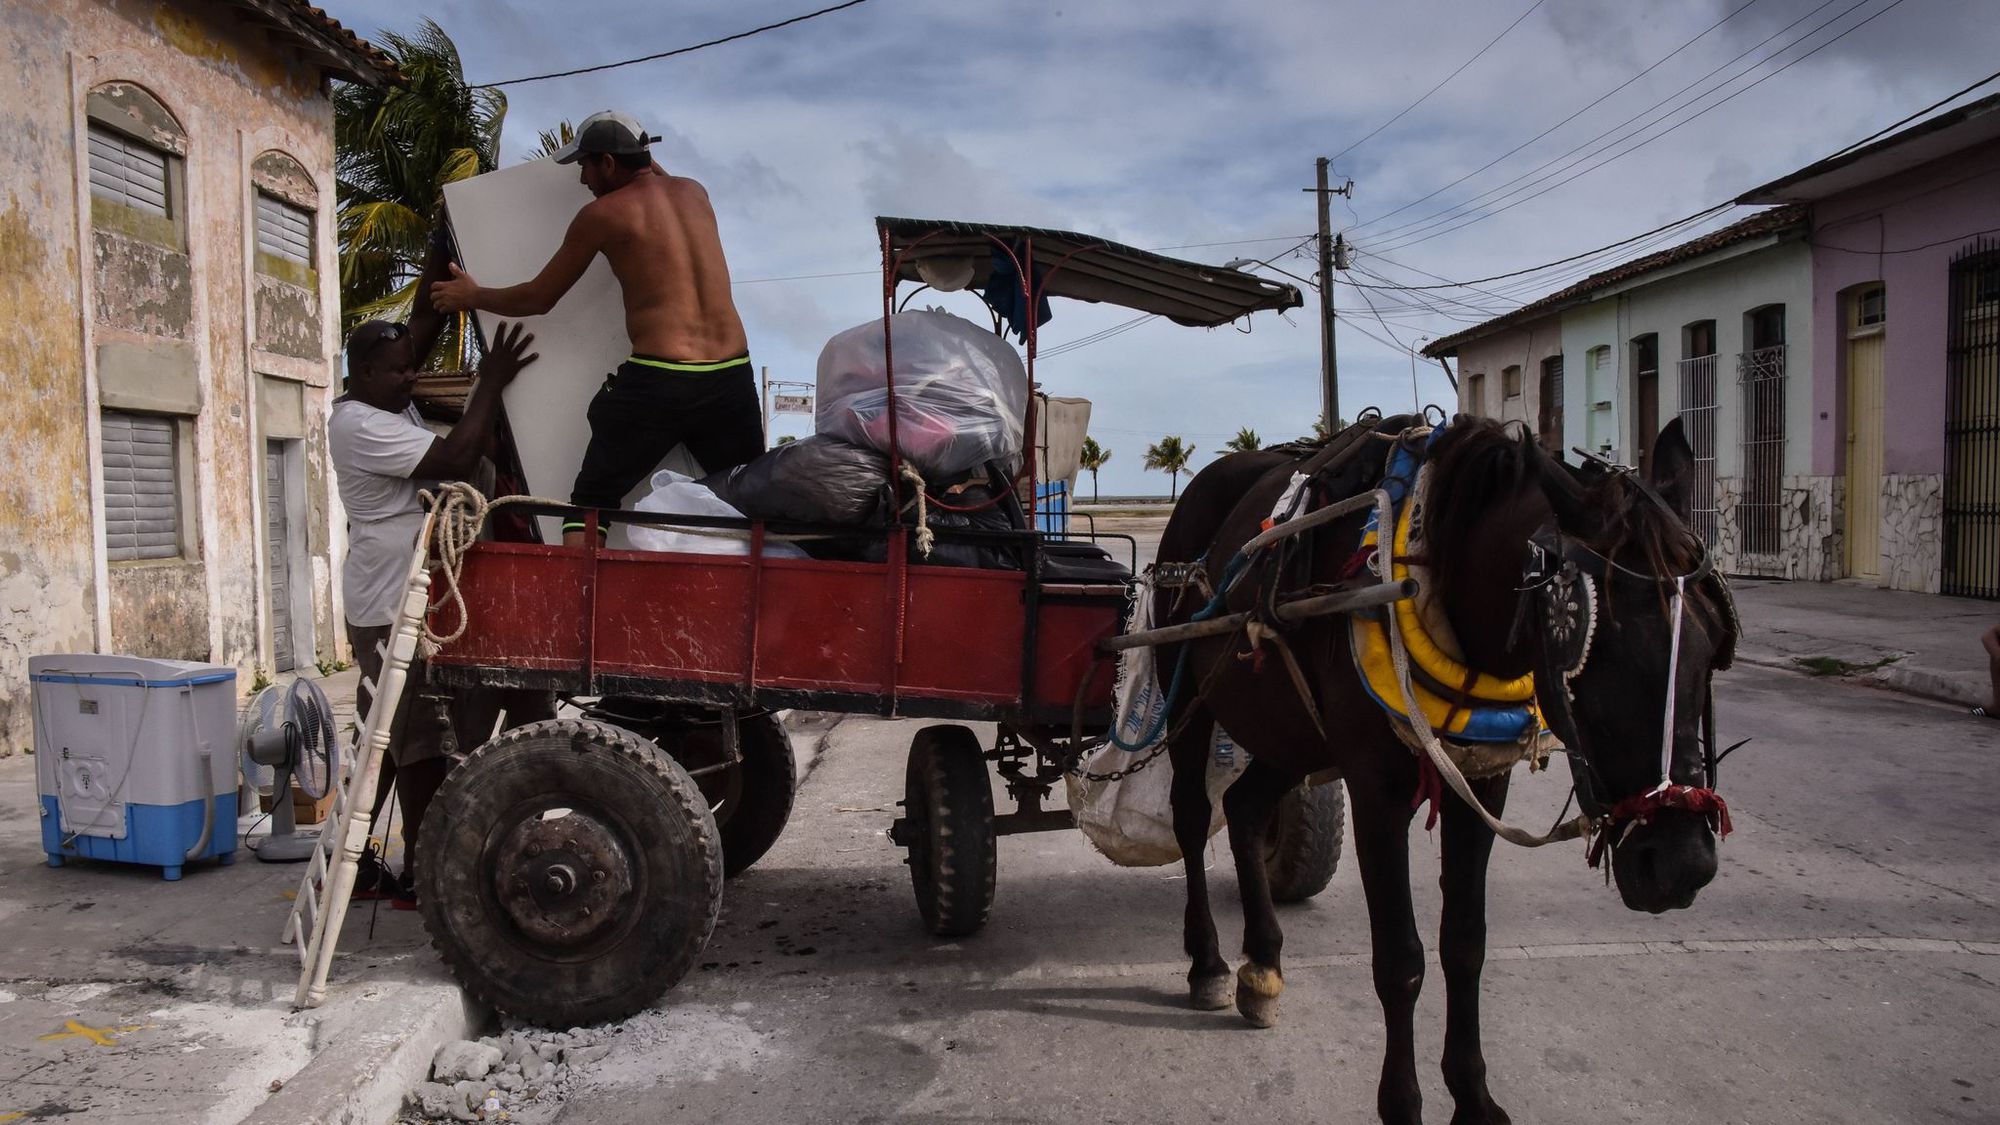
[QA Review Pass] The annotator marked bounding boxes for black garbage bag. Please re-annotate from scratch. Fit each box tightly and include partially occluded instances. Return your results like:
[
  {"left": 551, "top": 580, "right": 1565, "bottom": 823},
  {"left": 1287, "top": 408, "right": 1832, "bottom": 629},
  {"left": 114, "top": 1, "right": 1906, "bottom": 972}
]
[
  {"left": 698, "top": 435, "right": 892, "bottom": 526},
  {"left": 852, "top": 480, "right": 1022, "bottom": 570}
]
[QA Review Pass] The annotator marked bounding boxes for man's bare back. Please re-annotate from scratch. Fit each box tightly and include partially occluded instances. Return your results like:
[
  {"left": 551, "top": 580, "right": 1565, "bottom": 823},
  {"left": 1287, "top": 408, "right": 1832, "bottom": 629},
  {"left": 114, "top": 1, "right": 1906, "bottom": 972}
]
[
  {"left": 582, "top": 168, "right": 747, "bottom": 361},
  {"left": 431, "top": 163, "right": 746, "bottom": 363}
]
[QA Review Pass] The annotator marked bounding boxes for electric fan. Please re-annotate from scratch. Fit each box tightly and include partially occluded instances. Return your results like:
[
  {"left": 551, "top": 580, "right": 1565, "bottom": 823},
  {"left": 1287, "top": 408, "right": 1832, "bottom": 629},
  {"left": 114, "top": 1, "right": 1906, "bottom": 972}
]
[{"left": 237, "top": 679, "right": 340, "bottom": 863}]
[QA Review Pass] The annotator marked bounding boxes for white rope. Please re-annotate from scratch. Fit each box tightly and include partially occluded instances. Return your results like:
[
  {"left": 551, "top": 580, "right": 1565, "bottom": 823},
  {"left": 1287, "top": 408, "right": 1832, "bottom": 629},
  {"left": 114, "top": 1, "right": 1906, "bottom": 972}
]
[
  {"left": 898, "top": 463, "right": 934, "bottom": 558},
  {"left": 1650, "top": 575, "right": 1688, "bottom": 796}
]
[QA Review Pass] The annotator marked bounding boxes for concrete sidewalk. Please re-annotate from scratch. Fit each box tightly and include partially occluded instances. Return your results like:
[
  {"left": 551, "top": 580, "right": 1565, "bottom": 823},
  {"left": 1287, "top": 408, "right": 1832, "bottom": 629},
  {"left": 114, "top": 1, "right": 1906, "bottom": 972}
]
[
  {"left": 1725, "top": 576, "right": 1993, "bottom": 708},
  {"left": 0, "top": 665, "right": 479, "bottom": 1125},
  {"left": 0, "top": 664, "right": 842, "bottom": 1125}
]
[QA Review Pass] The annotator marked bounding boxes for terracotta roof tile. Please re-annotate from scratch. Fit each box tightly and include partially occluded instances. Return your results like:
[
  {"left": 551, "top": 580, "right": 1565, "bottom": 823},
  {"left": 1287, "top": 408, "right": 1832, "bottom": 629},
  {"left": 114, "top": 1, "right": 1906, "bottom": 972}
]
[
  {"left": 212, "top": 0, "right": 401, "bottom": 86},
  {"left": 1422, "top": 205, "right": 1807, "bottom": 357}
]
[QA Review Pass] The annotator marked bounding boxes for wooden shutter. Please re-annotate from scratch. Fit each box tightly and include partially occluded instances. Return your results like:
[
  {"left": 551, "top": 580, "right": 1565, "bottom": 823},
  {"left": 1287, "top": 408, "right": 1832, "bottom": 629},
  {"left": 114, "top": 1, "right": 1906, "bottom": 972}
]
[
  {"left": 87, "top": 125, "right": 170, "bottom": 217},
  {"left": 101, "top": 411, "right": 179, "bottom": 561},
  {"left": 255, "top": 192, "right": 313, "bottom": 266}
]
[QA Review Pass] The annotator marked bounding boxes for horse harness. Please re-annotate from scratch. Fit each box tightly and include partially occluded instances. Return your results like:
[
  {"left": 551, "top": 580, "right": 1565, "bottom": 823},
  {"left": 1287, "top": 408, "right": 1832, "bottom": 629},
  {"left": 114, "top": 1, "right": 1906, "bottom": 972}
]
[{"left": 1165, "top": 419, "right": 1741, "bottom": 857}]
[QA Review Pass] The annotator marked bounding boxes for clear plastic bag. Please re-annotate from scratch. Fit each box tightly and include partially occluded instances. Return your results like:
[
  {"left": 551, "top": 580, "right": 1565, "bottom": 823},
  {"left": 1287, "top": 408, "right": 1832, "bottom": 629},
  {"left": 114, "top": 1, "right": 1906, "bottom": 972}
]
[
  {"left": 628, "top": 471, "right": 805, "bottom": 557},
  {"left": 815, "top": 310, "right": 1028, "bottom": 478}
]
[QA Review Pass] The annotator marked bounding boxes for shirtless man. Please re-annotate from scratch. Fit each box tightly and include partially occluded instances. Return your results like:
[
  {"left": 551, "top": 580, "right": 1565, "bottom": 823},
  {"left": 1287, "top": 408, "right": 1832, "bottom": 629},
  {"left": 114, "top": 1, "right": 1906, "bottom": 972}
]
[{"left": 430, "top": 109, "right": 764, "bottom": 545}]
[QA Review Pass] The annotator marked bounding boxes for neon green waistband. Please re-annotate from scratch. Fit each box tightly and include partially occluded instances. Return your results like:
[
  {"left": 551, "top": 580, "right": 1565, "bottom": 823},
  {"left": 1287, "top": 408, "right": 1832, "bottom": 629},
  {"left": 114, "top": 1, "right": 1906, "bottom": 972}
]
[{"left": 626, "top": 354, "right": 749, "bottom": 373}]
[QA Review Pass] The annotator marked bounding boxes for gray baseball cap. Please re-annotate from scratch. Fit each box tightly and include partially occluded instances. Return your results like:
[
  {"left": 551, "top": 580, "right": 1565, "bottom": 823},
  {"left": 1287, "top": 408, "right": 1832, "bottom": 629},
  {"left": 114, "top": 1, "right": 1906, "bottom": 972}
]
[{"left": 552, "top": 109, "right": 660, "bottom": 164}]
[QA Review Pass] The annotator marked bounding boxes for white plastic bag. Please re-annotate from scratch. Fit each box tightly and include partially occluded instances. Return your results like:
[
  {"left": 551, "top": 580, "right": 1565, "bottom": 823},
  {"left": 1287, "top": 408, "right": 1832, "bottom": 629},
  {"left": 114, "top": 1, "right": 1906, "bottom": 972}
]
[
  {"left": 1065, "top": 579, "right": 1247, "bottom": 867},
  {"left": 815, "top": 310, "right": 1028, "bottom": 479},
  {"left": 628, "top": 471, "right": 805, "bottom": 558}
]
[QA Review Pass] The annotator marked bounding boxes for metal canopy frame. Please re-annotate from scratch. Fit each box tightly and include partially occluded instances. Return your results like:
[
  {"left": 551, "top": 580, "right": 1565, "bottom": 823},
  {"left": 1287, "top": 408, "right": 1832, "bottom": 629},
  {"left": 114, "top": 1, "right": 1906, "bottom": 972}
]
[{"left": 875, "top": 216, "right": 1305, "bottom": 328}]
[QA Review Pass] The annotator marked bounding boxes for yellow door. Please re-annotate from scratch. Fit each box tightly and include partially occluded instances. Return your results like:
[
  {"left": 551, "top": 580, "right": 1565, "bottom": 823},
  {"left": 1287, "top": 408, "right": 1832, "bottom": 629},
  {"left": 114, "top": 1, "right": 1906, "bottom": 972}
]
[{"left": 1845, "top": 287, "right": 1886, "bottom": 580}]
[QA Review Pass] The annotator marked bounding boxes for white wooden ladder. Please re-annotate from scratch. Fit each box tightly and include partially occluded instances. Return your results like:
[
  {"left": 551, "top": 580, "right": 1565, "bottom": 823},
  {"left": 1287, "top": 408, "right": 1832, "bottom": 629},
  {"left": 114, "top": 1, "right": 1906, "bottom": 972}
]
[{"left": 281, "top": 526, "right": 436, "bottom": 1009}]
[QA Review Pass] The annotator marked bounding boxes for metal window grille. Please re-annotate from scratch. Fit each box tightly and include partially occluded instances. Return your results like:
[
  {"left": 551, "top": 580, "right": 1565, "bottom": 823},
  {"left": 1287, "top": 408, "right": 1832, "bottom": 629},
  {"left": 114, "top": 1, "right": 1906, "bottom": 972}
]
[
  {"left": 87, "top": 125, "right": 169, "bottom": 217},
  {"left": 1677, "top": 352, "right": 1719, "bottom": 545},
  {"left": 101, "top": 411, "right": 180, "bottom": 561},
  {"left": 255, "top": 192, "right": 313, "bottom": 267},
  {"left": 1944, "top": 237, "right": 2000, "bottom": 599},
  {"left": 1737, "top": 345, "right": 1787, "bottom": 557}
]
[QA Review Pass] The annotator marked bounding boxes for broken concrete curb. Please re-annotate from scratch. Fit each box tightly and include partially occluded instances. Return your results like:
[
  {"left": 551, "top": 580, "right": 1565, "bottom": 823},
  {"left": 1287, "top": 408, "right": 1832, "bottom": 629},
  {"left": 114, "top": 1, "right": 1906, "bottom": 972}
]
[
  {"left": 235, "top": 981, "right": 486, "bottom": 1125},
  {"left": 1735, "top": 647, "right": 1985, "bottom": 709}
]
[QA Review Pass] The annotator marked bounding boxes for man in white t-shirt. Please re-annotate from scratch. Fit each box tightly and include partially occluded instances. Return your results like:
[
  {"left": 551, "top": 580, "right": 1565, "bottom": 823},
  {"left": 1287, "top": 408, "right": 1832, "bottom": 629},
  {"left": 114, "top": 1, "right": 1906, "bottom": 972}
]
[{"left": 331, "top": 317, "right": 537, "bottom": 887}]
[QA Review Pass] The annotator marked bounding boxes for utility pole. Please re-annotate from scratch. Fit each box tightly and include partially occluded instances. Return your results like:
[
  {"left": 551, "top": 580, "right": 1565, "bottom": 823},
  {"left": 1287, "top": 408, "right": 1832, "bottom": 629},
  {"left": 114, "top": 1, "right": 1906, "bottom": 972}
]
[{"left": 1305, "top": 158, "right": 1354, "bottom": 433}]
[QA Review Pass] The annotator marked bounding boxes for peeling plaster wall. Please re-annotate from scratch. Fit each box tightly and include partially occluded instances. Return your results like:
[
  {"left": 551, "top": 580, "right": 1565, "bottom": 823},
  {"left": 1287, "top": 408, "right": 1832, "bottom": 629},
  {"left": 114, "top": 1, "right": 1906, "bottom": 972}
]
[{"left": 0, "top": 0, "right": 344, "bottom": 755}]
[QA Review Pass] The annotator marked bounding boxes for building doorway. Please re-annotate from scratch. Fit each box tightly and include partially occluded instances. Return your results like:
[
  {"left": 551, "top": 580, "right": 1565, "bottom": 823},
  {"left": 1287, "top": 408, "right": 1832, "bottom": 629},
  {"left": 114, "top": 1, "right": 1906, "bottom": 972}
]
[{"left": 1844, "top": 286, "right": 1885, "bottom": 581}]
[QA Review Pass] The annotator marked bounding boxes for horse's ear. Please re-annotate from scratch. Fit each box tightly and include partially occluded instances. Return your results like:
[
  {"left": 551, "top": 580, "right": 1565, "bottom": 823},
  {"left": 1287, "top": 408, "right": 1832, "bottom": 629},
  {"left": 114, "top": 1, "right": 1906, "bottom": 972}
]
[{"left": 1649, "top": 418, "right": 1695, "bottom": 521}]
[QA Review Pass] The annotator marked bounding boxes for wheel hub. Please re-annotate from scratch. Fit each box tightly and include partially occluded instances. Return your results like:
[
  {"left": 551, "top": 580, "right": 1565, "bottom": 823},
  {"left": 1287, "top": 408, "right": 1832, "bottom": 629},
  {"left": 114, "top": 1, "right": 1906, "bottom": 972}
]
[{"left": 493, "top": 809, "right": 634, "bottom": 948}]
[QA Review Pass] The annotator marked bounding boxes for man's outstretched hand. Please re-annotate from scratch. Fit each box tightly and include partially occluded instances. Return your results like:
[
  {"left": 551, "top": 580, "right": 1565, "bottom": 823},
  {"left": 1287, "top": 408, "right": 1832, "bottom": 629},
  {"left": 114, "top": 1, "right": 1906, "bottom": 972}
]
[
  {"left": 479, "top": 322, "right": 538, "bottom": 389},
  {"left": 431, "top": 262, "right": 481, "bottom": 313}
]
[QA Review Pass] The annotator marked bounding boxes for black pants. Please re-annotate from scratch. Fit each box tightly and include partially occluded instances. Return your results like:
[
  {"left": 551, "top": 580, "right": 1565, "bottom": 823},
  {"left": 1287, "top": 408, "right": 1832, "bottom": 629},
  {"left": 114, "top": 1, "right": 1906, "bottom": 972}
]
[{"left": 567, "top": 356, "right": 765, "bottom": 527}]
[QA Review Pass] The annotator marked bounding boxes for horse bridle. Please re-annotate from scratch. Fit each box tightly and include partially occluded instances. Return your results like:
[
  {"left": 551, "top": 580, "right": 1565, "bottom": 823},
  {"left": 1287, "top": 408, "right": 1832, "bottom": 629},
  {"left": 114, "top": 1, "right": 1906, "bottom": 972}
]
[{"left": 1519, "top": 471, "right": 1742, "bottom": 859}]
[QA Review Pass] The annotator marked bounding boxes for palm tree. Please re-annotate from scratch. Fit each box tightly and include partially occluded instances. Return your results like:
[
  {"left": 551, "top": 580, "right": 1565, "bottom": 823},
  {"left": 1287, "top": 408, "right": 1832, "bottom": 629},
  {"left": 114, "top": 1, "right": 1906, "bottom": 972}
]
[
  {"left": 334, "top": 18, "right": 506, "bottom": 364},
  {"left": 522, "top": 121, "right": 576, "bottom": 163},
  {"left": 1144, "top": 436, "right": 1194, "bottom": 499},
  {"left": 1223, "top": 427, "right": 1262, "bottom": 454},
  {"left": 1078, "top": 437, "right": 1110, "bottom": 502}
]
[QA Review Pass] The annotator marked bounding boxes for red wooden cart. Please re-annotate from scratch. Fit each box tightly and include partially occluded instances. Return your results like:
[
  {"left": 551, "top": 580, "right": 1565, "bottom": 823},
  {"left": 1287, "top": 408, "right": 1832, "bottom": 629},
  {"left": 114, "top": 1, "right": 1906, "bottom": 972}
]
[{"left": 409, "top": 217, "right": 1304, "bottom": 1026}]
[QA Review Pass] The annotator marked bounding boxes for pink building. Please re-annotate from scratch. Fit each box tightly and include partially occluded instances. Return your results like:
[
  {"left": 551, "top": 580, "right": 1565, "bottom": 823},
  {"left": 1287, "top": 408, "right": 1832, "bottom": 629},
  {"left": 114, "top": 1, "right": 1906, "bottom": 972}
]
[{"left": 1740, "top": 93, "right": 2000, "bottom": 597}]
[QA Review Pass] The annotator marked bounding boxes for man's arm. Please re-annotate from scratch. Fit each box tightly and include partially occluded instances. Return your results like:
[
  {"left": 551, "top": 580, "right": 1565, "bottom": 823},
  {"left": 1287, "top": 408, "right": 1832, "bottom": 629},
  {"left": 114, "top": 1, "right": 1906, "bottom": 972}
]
[
  {"left": 406, "top": 223, "right": 456, "bottom": 365},
  {"left": 411, "top": 322, "right": 538, "bottom": 480},
  {"left": 430, "top": 208, "right": 602, "bottom": 318}
]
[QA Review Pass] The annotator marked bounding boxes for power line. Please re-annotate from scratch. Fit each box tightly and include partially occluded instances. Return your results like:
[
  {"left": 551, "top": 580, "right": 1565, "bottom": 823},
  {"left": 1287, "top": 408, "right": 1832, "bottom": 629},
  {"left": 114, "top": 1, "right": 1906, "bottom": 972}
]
[
  {"left": 1327, "top": 0, "right": 1548, "bottom": 166},
  {"left": 480, "top": 0, "right": 873, "bottom": 88},
  {"left": 1814, "top": 66, "right": 2000, "bottom": 162},
  {"left": 1351, "top": 0, "right": 1767, "bottom": 236},
  {"left": 1372, "top": 0, "right": 1906, "bottom": 254},
  {"left": 1341, "top": 204, "right": 1731, "bottom": 290},
  {"left": 732, "top": 233, "right": 1317, "bottom": 288},
  {"left": 1361, "top": 0, "right": 1850, "bottom": 246}
]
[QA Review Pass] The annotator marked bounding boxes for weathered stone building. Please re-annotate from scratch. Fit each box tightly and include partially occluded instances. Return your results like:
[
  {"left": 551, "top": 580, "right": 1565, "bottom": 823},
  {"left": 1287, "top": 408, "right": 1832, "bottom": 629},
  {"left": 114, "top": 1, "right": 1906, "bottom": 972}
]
[{"left": 0, "top": 0, "right": 395, "bottom": 754}]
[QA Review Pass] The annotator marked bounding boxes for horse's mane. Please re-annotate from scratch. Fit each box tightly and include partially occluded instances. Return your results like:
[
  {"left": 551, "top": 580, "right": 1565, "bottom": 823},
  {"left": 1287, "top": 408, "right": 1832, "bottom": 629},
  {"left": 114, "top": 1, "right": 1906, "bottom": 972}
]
[
  {"left": 1421, "top": 418, "right": 1546, "bottom": 566},
  {"left": 1424, "top": 418, "right": 1703, "bottom": 584}
]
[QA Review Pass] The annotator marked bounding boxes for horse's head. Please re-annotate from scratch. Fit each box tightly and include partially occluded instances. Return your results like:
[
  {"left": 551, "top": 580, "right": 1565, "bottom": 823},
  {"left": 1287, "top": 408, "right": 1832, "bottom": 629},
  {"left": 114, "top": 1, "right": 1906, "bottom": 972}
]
[{"left": 1530, "top": 420, "right": 1738, "bottom": 914}]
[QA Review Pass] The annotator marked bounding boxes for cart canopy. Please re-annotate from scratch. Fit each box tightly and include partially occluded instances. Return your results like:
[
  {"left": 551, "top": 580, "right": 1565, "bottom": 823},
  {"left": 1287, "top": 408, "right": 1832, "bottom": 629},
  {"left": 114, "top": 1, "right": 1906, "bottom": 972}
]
[{"left": 877, "top": 217, "right": 1305, "bottom": 329}]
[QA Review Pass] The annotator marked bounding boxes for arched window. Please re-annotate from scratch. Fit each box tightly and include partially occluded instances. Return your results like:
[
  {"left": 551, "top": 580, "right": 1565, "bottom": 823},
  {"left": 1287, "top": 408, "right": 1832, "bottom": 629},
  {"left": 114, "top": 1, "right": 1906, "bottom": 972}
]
[
  {"left": 86, "top": 82, "right": 186, "bottom": 250},
  {"left": 252, "top": 150, "right": 319, "bottom": 285}
]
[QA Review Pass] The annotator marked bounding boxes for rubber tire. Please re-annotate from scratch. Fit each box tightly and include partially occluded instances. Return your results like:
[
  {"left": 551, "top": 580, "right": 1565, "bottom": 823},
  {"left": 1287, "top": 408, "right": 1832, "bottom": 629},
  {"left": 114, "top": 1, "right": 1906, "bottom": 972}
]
[
  {"left": 1264, "top": 780, "right": 1345, "bottom": 903},
  {"left": 716, "top": 712, "right": 795, "bottom": 878},
  {"left": 902, "top": 725, "right": 997, "bottom": 937},
  {"left": 416, "top": 718, "right": 722, "bottom": 1028}
]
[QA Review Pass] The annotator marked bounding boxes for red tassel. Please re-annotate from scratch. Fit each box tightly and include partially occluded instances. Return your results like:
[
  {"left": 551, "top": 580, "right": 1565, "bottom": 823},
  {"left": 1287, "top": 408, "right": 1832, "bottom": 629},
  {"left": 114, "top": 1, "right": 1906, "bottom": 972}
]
[{"left": 1411, "top": 755, "right": 1443, "bottom": 831}]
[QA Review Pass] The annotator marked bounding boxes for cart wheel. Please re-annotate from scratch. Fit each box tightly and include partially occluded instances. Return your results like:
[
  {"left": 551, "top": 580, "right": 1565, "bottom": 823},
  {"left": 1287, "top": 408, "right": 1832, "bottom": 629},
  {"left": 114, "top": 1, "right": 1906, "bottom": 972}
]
[
  {"left": 1263, "top": 780, "right": 1344, "bottom": 903},
  {"left": 901, "top": 725, "right": 996, "bottom": 937},
  {"left": 416, "top": 718, "right": 722, "bottom": 1028},
  {"left": 715, "top": 712, "right": 795, "bottom": 878}
]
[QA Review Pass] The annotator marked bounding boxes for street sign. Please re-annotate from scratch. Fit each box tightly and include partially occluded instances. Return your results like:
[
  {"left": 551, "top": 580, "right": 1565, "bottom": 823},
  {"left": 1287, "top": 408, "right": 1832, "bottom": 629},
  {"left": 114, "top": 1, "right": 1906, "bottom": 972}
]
[{"left": 772, "top": 393, "right": 813, "bottom": 415}]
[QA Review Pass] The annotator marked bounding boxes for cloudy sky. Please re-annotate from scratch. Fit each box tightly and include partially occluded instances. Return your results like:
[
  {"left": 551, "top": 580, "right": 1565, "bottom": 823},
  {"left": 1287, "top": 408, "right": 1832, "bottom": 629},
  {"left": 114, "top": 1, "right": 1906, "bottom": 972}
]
[{"left": 322, "top": 0, "right": 1998, "bottom": 495}]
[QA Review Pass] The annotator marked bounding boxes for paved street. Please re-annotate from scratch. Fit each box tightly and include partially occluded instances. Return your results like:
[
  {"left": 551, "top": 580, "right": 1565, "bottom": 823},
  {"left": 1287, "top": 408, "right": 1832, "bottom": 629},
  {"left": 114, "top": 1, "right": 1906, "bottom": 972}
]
[{"left": 500, "top": 664, "right": 2000, "bottom": 1124}]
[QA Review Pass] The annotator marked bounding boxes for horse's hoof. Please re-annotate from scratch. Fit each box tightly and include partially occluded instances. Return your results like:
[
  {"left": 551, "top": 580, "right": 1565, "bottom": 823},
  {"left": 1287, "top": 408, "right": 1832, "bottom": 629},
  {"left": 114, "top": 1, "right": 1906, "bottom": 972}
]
[
  {"left": 1190, "top": 969, "right": 1232, "bottom": 1011},
  {"left": 1236, "top": 962, "right": 1283, "bottom": 1028}
]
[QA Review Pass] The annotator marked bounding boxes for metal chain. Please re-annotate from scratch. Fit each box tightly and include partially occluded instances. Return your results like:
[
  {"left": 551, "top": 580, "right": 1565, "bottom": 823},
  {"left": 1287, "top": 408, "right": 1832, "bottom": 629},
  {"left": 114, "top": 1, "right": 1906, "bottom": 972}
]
[{"left": 1066, "top": 740, "right": 1171, "bottom": 783}]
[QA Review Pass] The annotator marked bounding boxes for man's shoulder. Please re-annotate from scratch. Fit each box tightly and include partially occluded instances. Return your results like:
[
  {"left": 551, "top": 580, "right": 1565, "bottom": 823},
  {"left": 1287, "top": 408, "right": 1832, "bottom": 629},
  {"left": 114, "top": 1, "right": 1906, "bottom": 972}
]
[{"left": 330, "top": 400, "right": 426, "bottom": 443}]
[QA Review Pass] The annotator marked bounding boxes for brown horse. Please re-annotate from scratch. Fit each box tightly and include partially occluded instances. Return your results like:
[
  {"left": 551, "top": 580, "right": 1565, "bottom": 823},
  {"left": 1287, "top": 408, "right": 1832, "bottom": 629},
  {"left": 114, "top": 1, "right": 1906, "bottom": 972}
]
[{"left": 1153, "top": 416, "right": 1734, "bottom": 1125}]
